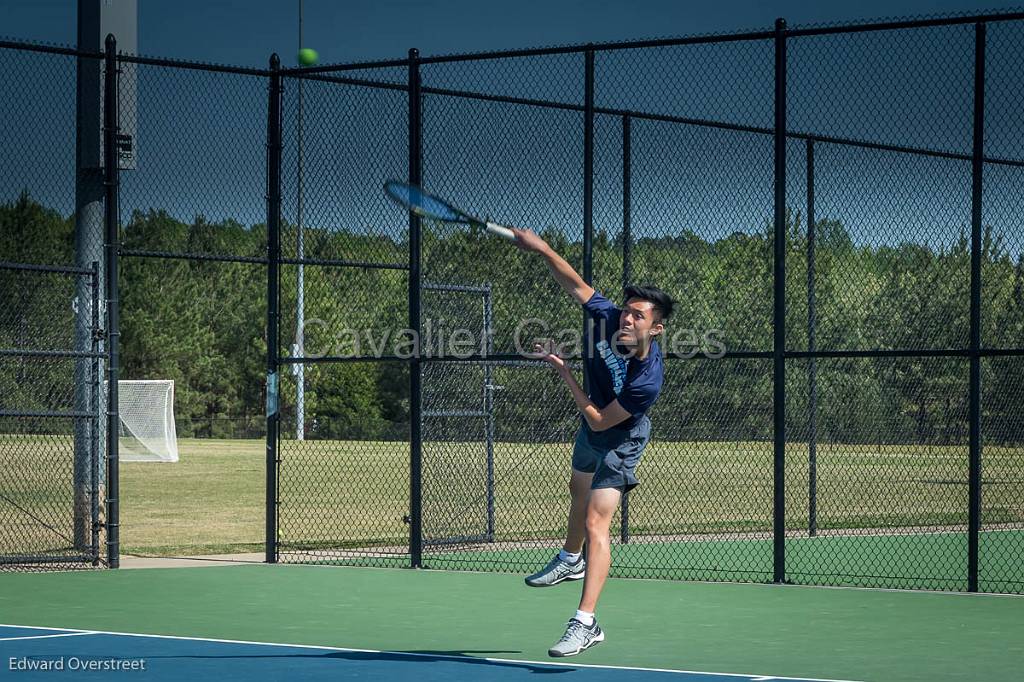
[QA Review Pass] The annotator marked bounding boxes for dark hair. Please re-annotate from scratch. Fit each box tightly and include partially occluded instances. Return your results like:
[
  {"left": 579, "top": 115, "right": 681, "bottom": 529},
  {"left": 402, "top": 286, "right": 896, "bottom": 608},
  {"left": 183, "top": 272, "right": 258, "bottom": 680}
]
[{"left": 623, "top": 284, "right": 674, "bottom": 322}]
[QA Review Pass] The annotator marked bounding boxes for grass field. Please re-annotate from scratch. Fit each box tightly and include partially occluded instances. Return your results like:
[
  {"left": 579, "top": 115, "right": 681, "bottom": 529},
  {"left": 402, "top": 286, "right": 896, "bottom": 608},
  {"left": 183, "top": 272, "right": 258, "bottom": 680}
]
[{"left": 2, "top": 434, "right": 1022, "bottom": 589}]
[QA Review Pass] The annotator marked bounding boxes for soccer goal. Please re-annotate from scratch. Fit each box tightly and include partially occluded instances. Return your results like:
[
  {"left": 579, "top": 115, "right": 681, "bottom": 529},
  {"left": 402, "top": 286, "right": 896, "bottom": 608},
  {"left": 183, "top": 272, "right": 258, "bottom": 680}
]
[{"left": 102, "top": 380, "right": 180, "bottom": 463}]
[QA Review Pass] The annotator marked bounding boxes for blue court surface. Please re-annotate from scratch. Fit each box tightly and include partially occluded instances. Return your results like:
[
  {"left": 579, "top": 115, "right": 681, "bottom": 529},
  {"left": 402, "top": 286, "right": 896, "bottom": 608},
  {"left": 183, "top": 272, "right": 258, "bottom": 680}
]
[{"left": 0, "top": 624, "right": 859, "bottom": 681}]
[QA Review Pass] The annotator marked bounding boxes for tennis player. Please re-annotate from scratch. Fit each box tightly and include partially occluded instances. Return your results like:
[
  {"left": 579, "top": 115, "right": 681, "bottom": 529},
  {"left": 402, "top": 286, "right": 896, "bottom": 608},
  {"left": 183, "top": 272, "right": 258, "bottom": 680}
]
[{"left": 511, "top": 227, "right": 673, "bottom": 657}]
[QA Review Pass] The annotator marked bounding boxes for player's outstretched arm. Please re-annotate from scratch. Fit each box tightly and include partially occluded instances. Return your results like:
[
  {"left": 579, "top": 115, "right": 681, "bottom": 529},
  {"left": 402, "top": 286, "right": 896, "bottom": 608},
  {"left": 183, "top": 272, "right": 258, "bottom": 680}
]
[{"left": 511, "top": 227, "right": 594, "bottom": 306}]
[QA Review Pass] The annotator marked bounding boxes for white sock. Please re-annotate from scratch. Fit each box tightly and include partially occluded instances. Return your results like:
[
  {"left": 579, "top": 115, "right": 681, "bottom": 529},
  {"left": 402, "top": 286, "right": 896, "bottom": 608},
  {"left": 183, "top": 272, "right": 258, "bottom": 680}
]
[
  {"left": 558, "top": 549, "right": 581, "bottom": 564},
  {"left": 574, "top": 609, "right": 595, "bottom": 626}
]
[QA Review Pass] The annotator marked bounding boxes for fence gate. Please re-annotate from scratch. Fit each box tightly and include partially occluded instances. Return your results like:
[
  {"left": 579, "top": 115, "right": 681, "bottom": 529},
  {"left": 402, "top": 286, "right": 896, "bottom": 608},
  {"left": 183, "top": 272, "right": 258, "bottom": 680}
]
[
  {"left": 420, "top": 282, "right": 496, "bottom": 550},
  {"left": 0, "top": 261, "right": 105, "bottom": 569}
]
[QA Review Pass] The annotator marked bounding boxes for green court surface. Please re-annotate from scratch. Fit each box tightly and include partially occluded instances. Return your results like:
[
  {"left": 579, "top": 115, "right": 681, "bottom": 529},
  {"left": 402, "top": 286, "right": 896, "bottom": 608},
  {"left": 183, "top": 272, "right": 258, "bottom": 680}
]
[{"left": 1, "top": 564, "right": 1021, "bottom": 681}]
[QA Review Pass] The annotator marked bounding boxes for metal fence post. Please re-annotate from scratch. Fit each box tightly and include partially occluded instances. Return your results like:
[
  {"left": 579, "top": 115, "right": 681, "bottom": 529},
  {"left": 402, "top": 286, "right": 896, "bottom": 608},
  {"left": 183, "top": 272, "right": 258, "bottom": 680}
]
[
  {"left": 90, "top": 260, "right": 101, "bottom": 566},
  {"left": 968, "top": 21, "right": 986, "bottom": 593},
  {"left": 622, "top": 114, "right": 632, "bottom": 289},
  {"left": 409, "top": 47, "right": 424, "bottom": 569},
  {"left": 806, "top": 138, "right": 817, "bottom": 538},
  {"left": 484, "top": 285, "right": 496, "bottom": 542},
  {"left": 583, "top": 48, "right": 595, "bottom": 285},
  {"left": 265, "top": 53, "right": 284, "bottom": 564},
  {"left": 102, "top": 34, "right": 121, "bottom": 569},
  {"left": 296, "top": 64, "right": 306, "bottom": 443},
  {"left": 772, "top": 17, "right": 788, "bottom": 584},
  {"left": 621, "top": 113, "right": 632, "bottom": 544}
]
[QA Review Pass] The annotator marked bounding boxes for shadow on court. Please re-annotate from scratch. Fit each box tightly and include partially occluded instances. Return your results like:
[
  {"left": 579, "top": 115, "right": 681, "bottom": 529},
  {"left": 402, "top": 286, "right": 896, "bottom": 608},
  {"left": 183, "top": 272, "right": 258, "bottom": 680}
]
[{"left": 134, "top": 649, "right": 576, "bottom": 674}]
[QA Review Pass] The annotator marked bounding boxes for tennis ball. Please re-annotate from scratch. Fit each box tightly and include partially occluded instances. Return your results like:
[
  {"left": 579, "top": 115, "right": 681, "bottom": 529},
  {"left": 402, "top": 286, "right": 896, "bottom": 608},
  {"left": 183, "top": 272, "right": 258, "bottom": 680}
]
[{"left": 298, "top": 48, "right": 319, "bottom": 66}]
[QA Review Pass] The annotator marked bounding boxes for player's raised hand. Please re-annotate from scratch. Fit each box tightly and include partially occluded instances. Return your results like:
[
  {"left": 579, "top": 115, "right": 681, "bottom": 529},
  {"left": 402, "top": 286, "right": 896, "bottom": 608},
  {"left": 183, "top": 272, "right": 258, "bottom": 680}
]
[
  {"left": 530, "top": 340, "right": 567, "bottom": 371},
  {"left": 511, "top": 227, "right": 548, "bottom": 254}
]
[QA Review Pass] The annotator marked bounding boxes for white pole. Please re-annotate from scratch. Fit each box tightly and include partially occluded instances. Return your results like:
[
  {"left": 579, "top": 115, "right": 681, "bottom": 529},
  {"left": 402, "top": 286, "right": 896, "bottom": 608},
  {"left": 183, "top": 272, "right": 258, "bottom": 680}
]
[{"left": 296, "top": 0, "right": 306, "bottom": 440}]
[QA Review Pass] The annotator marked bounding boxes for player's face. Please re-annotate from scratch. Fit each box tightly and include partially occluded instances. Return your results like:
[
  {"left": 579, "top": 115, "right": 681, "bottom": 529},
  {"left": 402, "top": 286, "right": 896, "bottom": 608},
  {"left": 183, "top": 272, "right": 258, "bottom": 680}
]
[{"left": 618, "top": 298, "right": 663, "bottom": 347}]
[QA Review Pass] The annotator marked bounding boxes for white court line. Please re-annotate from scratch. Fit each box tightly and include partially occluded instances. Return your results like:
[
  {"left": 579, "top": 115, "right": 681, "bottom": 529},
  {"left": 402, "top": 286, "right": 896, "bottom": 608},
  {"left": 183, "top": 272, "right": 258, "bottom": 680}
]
[
  {"left": 0, "top": 623, "right": 862, "bottom": 682},
  {"left": 0, "top": 632, "right": 96, "bottom": 642}
]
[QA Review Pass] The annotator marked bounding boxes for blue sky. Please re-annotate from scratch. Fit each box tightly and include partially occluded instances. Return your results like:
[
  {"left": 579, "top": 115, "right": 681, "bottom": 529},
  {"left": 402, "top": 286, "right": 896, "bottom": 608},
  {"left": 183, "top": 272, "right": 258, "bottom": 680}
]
[
  {"left": 2, "top": 1, "right": 1021, "bottom": 260},
  {"left": 4, "top": 0, "right": 1009, "bottom": 66}
]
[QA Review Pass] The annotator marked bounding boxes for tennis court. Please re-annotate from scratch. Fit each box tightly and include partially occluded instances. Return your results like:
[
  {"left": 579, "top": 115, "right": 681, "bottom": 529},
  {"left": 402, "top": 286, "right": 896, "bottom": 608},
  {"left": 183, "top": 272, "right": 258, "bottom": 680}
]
[
  {"left": 3, "top": 564, "right": 1022, "bottom": 681},
  {"left": 3, "top": 6, "right": 1024, "bottom": 682}
]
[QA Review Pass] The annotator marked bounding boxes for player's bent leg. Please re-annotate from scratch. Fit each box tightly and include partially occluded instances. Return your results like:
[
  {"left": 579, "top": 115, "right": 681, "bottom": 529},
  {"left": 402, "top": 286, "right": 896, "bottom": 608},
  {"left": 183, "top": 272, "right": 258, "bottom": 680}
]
[
  {"left": 525, "top": 468, "right": 592, "bottom": 588},
  {"left": 578, "top": 486, "right": 621, "bottom": 613},
  {"left": 547, "top": 487, "right": 619, "bottom": 657},
  {"left": 565, "top": 468, "right": 593, "bottom": 554}
]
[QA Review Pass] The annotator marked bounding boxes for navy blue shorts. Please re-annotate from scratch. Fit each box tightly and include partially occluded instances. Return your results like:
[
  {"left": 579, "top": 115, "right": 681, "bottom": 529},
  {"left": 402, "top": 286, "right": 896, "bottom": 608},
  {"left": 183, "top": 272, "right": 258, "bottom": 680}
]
[{"left": 571, "top": 416, "right": 651, "bottom": 492}]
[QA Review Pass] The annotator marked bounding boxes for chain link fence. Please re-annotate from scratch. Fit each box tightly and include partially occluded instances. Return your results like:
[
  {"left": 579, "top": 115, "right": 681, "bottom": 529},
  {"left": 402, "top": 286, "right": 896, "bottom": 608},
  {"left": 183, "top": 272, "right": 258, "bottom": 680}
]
[
  {"left": 0, "top": 262, "right": 104, "bottom": 571},
  {"left": 0, "top": 42, "right": 107, "bottom": 570},
  {"left": 110, "top": 55, "right": 269, "bottom": 558},
  {"left": 1, "top": 11, "right": 1022, "bottom": 591}
]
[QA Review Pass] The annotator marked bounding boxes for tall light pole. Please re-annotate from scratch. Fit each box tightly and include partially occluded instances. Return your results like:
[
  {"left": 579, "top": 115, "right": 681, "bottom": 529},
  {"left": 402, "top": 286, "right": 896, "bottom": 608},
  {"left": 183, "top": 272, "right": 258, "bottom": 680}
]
[
  {"left": 76, "top": 0, "right": 136, "bottom": 553},
  {"left": 294, "top": 0, "right": 306, "bottom": 440}
]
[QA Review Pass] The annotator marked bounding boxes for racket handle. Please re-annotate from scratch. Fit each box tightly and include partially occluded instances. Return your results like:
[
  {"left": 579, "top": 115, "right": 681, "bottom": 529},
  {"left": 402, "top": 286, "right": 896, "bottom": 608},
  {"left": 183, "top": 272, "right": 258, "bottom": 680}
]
[{"left": 485, "top": 222, "right": 516, "bottom": 241}]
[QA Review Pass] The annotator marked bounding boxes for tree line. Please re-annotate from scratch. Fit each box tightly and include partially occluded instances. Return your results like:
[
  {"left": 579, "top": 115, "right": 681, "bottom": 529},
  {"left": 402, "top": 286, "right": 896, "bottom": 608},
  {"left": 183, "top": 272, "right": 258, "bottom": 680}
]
[{"left": 2, "top": 190, "right": 1022, "bottom": 445}]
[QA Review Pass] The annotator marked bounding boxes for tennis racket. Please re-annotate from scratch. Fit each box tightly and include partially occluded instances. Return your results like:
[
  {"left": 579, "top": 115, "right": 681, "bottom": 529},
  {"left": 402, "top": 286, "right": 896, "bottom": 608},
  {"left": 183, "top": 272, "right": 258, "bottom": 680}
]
[{"left": 383, "top": 180, "right": 517, "bottom": 241}]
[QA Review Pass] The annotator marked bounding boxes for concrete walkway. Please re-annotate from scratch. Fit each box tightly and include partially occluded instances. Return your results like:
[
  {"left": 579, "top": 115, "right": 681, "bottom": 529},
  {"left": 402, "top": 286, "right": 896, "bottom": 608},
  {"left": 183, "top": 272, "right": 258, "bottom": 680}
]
[{"left": 118, "top": 553, "right": 265, "bottom": 569}]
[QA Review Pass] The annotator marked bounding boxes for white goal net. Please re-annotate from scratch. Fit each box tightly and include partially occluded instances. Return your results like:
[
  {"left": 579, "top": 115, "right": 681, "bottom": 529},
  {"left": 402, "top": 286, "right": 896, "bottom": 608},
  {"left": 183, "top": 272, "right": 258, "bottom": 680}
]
[{"left": 102, "top": 380, "right": 179, "bottom": 463}]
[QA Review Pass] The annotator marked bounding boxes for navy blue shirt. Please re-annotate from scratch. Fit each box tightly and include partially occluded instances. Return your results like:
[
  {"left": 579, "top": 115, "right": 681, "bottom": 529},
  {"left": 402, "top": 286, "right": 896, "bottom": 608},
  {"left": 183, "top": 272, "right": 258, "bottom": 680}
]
[{"left": 582, "top": 290, "right": 664, "bottom": 429}]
